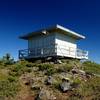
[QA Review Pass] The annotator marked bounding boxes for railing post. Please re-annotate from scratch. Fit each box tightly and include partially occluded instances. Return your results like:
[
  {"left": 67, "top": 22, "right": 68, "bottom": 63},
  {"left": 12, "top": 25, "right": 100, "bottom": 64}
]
[
  {"left": 41, "top": 48, "right": 43, "bottom": 57},
  {"left": 75, "top": 49, "right": 77, "bottom": 58},
  {"left": 27, "top": 49, "right": 29, "bottom": 58},
  {"left": 69, "top": 47, "right": 70, "bottom": 55},
  {"left": 55, "top": 43, "right": 57, "bottom": 55}
]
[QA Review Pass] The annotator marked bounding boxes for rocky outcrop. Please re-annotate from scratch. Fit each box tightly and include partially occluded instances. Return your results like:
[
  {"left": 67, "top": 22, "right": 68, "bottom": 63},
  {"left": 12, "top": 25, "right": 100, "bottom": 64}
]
[
  {"left": 45, "top": 76, "right": 53, "bottom": 85},
  {"left": 60, "top": 78, "right": 72, "bottom": 92},
  {"left": 36, "top": 88, "right": 56, "bottom": 100},
  {"left": 21, "top": 74, "right": 34, "bottom": 86}
]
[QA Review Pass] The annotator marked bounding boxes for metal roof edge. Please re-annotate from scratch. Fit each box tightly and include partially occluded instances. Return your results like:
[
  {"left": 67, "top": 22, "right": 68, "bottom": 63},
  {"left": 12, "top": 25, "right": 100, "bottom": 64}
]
[{"left": 56, "top": 24, "right": 85, "bottom": 39}]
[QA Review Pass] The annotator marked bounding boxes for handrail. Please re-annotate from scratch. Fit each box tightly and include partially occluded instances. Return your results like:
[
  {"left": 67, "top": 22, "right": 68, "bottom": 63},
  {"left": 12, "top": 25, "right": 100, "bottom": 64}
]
[{"left": 19, "top": 45, "right": 88, "bottom": 59}]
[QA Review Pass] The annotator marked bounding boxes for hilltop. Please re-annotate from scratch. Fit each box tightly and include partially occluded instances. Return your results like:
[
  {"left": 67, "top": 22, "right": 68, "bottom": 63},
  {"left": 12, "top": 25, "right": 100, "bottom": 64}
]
[{"left": 0, "top": 54, "right": 100, "bottom": 100}]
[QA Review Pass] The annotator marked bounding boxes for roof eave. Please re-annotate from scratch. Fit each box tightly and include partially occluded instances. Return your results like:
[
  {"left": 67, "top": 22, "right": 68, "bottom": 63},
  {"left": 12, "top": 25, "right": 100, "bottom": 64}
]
[
  {"left": 56, "top": 24, "right": 85, "bottom": 39},
  {"left": 19, "top": 24, "right": 86, "bottom": 40}
]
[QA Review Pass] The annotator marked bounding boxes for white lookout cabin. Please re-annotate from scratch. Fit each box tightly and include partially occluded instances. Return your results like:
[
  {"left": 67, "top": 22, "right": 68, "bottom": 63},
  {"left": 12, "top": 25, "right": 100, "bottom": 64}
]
[{"left": 19, "top": 25, "right": 88, "bottom": 60}]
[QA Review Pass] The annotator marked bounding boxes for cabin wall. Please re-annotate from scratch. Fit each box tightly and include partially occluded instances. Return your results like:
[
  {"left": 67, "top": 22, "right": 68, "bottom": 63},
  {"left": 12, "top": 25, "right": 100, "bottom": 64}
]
[
  {"left": 28, "top": 34, "right": 56, "bottom": 57},
  {"left": 28, "top": 32, "right": 77, "bottom": 58},
  {"left": 28, "top": 34, "right": 55, "bottom": 49},
  {"left": 55, "top": 33, "right": 77, "bottom": 58}
]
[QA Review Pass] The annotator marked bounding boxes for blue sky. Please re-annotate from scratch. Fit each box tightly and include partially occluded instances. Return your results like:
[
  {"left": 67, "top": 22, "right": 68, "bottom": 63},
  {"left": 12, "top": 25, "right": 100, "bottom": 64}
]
[{"left": 0, "top": 0, "right": 100, "bottom": 63}]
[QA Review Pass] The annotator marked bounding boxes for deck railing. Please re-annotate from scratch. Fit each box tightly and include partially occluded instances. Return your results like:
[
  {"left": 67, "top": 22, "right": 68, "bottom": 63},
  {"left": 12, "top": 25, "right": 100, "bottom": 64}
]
[
  {"left": 76, "top": 49, "right": 88, "bottom": 59},
  {"left": 19, "top": 46, "right": 57, "bottom": 59},
  {"left": 19, "top": 46, "right": 88, "bottom": 59}
]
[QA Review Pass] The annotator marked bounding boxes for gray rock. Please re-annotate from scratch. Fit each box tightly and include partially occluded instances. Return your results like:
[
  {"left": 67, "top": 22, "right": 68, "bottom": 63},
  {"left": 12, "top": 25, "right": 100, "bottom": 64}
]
[
  {"left": 46, "top": 57, "right": 52, "bottom": 61},
  {"left": 72, "top": 68, "right": 86, "bottom": 76},
  {"left": 31, "top": 84, "right": 40, "bottom": 90},
  {"left": 46, "top": 76, "right": 53, "bottom": 85},
  {"left": 71, "top": 68, "right": 79, "bottom": 74},
  {"left": 37, "top": 88, "right": 56, "bottom": 100},
  {"left": 60, "top": 78, "right": 72, "bottom": 92},
  {"left": 32, "top": 67, "right": 39, "bottom": 71},
  {"left": 54, "top": 59, "right": 62, "bottom": 64},
  {"left": 78, "top": 70, "right": 86, "bottom": 75},
  {"left": 56, "top": 60, "right": 62, "bottom": 64}
]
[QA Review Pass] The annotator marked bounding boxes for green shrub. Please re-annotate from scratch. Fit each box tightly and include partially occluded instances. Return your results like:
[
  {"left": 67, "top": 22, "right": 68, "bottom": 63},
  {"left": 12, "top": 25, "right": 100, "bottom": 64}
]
[
  {"left": 12, "top": 65, "right": 22, "bottom": 72},
  {"left": 65, "top": 64, "right": 73, "bottom": 71},
  {"left": 38, "top": 64, "right": 53, "bottom": 71},
  {"left": 0, "top": 80, "right": 20, "bottom": 98},
  {"left": 82, "top": 61, "right": 100, "bottom": 74},
  {"left": 9, "top": 63, "right": 32, "bottom": 76},
  {"left": 56, "top": 68, "right": 63, "bottom": 73},
  {"left": 11, "top": 65, "right": 24, "bottom": 76},
  {"left": 61, "top": 59, "right": 71, "bottom": 63},
  {"left": 26, "top": 62, "right": 35, "bottom": 67},
  {"left": 73, "top": 78, "right": 81, "bottom": 84},
  {"left": 4, "top": 59, "right": 15, "bottom": 65},
  {"left": 72, "top": 77, "right": 81, "bottom": 88},
  {"left": 37, "top": 64, "right": 55, "bottom": 75},
  {"left": 18, "top": 60, "right": 28, "bottom": 65},
  {"left": 24, "top": 67, "right": 32, "bottom": 73},
  {"left": 2, "top": 53, "right": 15, "bottom": 66},
  {"left": 71, "top": 76, "right": 100, "bottom": 99},
  {"left": 7, "top": 76, "right": 17, "bottom": 82},
  {"left": 58, "top": 64, "right": 73, "bottom": 72},
  {"left": 53, "top": 81, "right": 60, "bottom": 90},
  {"left": 9, "top": 71, "right": 19, "bottom": 77},
  {"left": 46, "top": 68, "right": 55, "bottom": 76},
  {"left": 0, "top": 59, "right": 4, "bottom": 67},
  {"left": 52, "top": 78, "right": 62, "bottom": 91}
]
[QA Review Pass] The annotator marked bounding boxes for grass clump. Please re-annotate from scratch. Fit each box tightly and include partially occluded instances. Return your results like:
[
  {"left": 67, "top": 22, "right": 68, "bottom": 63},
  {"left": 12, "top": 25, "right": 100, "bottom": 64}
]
[
  {"left": 47, "top": 67, "right": 55, "bottom": 75},
  {"left": 82, "top": 61, "right": 100, "bottom": 74},
  {"left": 9, "top": 61, "right": 32, "bottom": 77},
  {"left": 37, "top": 64, "right": 55, "bottom": 75},
  {"left": 53, "top": 82, "right": 60, "bottom": 90},
  {"left": 56, "top": 59, "right": 81, "bottom": 73},
  {"left": 38, "top": 64, "right": 53, "bottom": 71},
  {"left": 73, "top": 78, "right": 81, "bottom": 84},
  {"left": 53, "top": 80, "right": 61, "bottom": 90},
  {"left": 9, "top": 64, "right": 25, "bottom": 76},
  {"left": 0, "top": 79, "right": 20, "bottom": 98},
  {"left": 7, "top": 75, "right": 18, "bottom": 82},
  {"left": 70, "top": 76, "right": 100, "bottom": 100},
  {"left": 56, "top": 63, "right": 73, "bottom": 73}
]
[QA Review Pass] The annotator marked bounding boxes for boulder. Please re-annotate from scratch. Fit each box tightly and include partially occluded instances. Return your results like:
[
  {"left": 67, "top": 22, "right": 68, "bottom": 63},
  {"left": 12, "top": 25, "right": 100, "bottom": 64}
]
[
  {"left": 53, "top": 59, "right": 62, "bottom": 64},
  {"left": 85, "top": 72, "right": 93, "bottom": 79},
  {"left": 56, "top": 60, "right": 62, "bottom": 64},
  {"left": 46, "top": 57, "right": 52, "bottom": 61},
  {"left": 46, "top": 76, "right": 53, "bottom": 85},
  {"left": 60, "top": 78, "right": 72, "bottom": 92},
  {"left": 32, "top": 67, "right": 39, "bottom": 71},
  {"left": 36, "top": 88, "right": 56, "bottom": 100},
  {"left": 78, "top": 70, "right": 86, "bottom": 76},
  {"left": 31, "top": 84, "right": 41, "bottom": 90},
  {"left": 72, "top": 68, "right": 86, "bottom": 76},
  {"left": 71, "top": 68, "right": 79, "bottom": 74}
]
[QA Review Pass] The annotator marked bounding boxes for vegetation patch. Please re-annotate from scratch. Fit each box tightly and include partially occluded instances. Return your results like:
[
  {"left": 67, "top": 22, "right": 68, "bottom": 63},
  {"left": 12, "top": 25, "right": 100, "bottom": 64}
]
[
  {"left": 82, "top": 61, "right": 100, "bottom": 74},
  {"left": 70, "top": 76, "right": 100, "bottom": 100},
  {"left": 0, "top": 54, "right": 100, "bottom": 100},
  {"left": 0, "top": 79, "right": 20, "bottom": 98}
]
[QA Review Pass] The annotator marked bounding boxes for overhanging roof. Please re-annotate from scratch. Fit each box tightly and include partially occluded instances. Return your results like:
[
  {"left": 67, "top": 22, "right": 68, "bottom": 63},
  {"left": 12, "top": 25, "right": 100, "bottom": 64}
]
[{"left": 19, "top": 24, "right": 85, "bottom": 40}]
